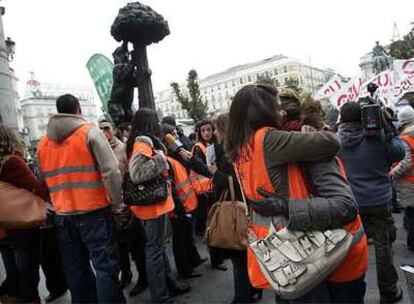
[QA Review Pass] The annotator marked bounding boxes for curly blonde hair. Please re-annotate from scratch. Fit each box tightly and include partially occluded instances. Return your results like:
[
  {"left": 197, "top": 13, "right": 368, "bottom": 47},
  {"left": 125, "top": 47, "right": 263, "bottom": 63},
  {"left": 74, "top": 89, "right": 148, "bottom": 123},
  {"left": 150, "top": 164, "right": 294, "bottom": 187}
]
[{"left": 0, "top": 125, "right": 26, "bottom": 167}]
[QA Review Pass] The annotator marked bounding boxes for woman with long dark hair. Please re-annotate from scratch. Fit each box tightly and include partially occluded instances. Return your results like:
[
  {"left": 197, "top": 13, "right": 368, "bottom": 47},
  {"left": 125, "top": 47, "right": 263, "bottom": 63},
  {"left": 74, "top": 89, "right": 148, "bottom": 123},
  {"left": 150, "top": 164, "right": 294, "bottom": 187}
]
[
  {"left": 0, "top": 125, "right": 47, "bottom": 303},
  {"left": 192, "top": 120, "right": 215, "bottom": 236},
  {"left": 208, "top": 113, "right": 261, "bottom": 303},
  {"left": 224, "top": 85, "right": 366, "bottom": 303},
  {"left": 126, "top": 108, "right": 189, "bottom": 303}
]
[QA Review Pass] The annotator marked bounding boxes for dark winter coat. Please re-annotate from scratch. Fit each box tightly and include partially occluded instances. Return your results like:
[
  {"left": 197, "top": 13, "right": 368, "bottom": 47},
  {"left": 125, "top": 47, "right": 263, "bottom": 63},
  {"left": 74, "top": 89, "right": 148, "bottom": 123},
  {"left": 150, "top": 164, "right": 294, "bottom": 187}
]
[{"left": 338, "top": 122, "right": 405, "bottom": 207}]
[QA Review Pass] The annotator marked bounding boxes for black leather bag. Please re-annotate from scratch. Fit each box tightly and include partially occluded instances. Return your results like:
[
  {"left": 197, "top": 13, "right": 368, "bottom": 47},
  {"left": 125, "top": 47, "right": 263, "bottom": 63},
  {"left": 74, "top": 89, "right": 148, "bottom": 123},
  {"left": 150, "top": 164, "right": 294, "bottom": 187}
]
[{"left": 123, "top": 173, "right": 169, "bottom": 206}]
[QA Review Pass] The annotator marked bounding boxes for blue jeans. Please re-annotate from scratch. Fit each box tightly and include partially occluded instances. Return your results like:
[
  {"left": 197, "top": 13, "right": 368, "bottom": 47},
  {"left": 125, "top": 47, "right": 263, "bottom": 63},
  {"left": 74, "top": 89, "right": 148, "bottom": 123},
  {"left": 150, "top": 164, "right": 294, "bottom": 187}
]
[
  {"left": 55, "top": 207, "right": 125, "bottom": 303},
  {"left": 143, "top": 214, "right": 174, "bottom": 303}
]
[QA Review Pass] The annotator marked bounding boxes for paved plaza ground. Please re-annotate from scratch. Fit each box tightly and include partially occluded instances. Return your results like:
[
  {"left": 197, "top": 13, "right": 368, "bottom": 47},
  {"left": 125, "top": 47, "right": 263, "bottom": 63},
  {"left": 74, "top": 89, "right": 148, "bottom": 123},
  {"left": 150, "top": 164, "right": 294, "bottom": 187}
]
[{"left": 1, "top": 213, "right": 413, "bottom": 303}]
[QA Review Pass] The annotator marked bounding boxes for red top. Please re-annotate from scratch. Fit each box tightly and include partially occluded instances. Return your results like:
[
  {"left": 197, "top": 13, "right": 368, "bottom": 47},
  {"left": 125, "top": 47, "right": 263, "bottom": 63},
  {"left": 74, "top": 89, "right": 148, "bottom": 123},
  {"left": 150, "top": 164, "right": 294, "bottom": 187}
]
[
  {"left": 0, "top": 155, "right": 47, "bottom": 239},
  {"left": 0, "top": 155, "right": 47, "bottom": 200}
]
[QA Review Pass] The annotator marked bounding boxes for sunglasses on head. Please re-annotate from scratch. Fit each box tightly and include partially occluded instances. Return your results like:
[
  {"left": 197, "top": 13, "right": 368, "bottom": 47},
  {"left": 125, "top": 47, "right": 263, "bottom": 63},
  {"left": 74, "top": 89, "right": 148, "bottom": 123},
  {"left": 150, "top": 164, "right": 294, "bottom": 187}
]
[{"left": 100, "top": 126, "right": 111, "bottom": 131}]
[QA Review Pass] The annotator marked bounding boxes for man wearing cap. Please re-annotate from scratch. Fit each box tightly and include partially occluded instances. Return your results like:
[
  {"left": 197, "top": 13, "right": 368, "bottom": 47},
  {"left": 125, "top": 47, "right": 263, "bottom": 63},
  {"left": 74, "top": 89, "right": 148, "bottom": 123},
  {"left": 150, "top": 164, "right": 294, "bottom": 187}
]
[
  {"left": 98, "top": 119, "right": 148, "bottom": 296},
  {"left": 99, "top": 120, "right": 128, "bottom": 176},
  {"left": 391, "top": 106, "right": 414, "bottom": 252}
]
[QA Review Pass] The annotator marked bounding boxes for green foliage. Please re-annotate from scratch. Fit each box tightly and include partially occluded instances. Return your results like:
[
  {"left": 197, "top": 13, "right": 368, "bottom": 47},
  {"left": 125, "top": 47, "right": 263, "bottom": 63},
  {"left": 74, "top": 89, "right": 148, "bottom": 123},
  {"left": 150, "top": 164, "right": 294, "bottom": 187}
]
[
  {"left": 390, "top": 26, "right": 414, "bottom": 59},
  {"left": 256, "top": 74, "right": 280, "bottom": 87},
  {"left": 171, "top": 70, "right": 208, "bottom": 122},
  {"left": 285, "top": 77, "right": 301, "bottom": 93},
  {"left": 390, "top": 40, "right": 414, "bottom": 59}
]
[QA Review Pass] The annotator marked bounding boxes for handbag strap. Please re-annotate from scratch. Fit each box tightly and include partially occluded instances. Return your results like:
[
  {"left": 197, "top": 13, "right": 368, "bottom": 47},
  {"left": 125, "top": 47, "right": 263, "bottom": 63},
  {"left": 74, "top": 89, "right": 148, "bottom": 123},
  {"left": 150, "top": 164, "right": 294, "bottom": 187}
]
[
  {"left": 228, "top": 176, "right": 235, "bottom": 202},
  {"left": 233, "top": 165, "right": 249, "bottom": 216}
]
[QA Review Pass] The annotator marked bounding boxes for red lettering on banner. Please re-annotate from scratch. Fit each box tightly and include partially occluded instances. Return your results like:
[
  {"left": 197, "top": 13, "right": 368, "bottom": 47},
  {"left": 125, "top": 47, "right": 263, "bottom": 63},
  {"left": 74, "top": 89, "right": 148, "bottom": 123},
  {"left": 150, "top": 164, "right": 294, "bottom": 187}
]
[
  {"left": 402, "top": 60, "right": 414, "bottom": 75},
  {"left": 337, "top": 94, "right": 348, "bottom": 107}
]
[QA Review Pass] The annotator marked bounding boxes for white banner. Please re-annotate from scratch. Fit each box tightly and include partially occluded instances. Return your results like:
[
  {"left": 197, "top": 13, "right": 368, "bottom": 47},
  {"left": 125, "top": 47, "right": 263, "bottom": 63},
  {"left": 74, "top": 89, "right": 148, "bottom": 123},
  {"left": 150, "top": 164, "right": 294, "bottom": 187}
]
[
  {"left": 393, "top": 58, "right": 414, "bottom": 81},
  {"left": 394, "top": 74, "right": 414, "bottom": 105},
  {"left": 313, "top": 75, "right": 344, "bottom": 100},
  {"left": 330, "top": 76, "right": 364, "bottom": 108},
  {"left": 359, "top": 70, "right": 394, "bottom": 106}
]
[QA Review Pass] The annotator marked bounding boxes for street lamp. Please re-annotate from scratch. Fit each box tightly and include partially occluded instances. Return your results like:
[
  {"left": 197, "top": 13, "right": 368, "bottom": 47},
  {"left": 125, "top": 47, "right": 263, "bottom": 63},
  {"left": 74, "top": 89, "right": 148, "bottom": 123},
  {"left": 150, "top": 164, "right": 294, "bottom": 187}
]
[{"left": 5, "top": 36, "right": 15, "bottom": 61}]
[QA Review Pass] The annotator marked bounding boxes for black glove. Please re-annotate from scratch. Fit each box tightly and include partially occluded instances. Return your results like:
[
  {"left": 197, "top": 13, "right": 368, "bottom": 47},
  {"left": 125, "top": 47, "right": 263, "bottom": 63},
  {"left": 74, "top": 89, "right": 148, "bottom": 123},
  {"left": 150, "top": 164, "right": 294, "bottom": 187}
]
[
  {"left": 247, "top": 188, "right": 289, "bottom": 217},
  {"left": 113, "top": 205, "right": 135, "bottom": 231},
  {"left": 174, "top": 200, "right": 187, "bottom": 218}
]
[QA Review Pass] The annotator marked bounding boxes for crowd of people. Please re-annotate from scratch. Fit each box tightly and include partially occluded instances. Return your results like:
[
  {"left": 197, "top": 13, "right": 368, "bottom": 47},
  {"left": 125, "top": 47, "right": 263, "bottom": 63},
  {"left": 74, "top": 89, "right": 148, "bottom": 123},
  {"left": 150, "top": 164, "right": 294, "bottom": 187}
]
[{"left": 0, "top": 85, "right": 413, "bottom": 304}]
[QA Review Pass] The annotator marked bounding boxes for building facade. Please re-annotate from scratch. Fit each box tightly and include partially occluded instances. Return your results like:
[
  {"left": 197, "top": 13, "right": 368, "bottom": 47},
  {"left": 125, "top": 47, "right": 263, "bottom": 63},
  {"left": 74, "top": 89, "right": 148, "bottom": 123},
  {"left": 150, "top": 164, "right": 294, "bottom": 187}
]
[
  {"left": 0, "top": 6, "right": 22, "bottom": 135},
  {"left": 20, "top": 79, "right": 98, "bottom": 144},
  {"left": 155, "top": 55, "right": 327, "bottom": 119}
]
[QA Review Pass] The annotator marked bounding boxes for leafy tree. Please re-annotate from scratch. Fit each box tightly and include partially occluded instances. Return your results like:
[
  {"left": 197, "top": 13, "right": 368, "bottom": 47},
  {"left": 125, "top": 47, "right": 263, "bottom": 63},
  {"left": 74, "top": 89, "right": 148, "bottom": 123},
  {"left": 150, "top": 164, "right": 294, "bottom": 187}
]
[
  {"left": 285, "top": 77, "right": 301, "bottom": 93},
  {"left": 390, "top": 26, "right": 414, "bottom": 59},
  {"left": 256, "top": 74, "right": 280, "bottom": 87},
  {"left": 390, "top": 40, "right": 414, "bottom": 59},
  {"left": 171, "top": 70, "right": 208, "bottom": 122}
]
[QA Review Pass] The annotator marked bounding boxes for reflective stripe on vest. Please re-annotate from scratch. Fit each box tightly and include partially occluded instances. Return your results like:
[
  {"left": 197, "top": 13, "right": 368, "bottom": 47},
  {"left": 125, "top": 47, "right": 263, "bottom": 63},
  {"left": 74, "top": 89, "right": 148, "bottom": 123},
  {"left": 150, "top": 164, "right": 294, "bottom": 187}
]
[
  {"left": 401, "top": 135, "right": 414, "bottom": 183},
  {"left": 42, "top": 165, "right": 98, "bottom": 178},
  {"left": 168, "top": 157, "right": 198, "bottom": 213},
  {"left": 48, "top": 180, "right": 105, "bottom": 193},
  {"left": 189, "top": 172, "right": 212, "bottom": 195},
  {"left": 37, "top": 124, "right": 109, "bottom": 213}
]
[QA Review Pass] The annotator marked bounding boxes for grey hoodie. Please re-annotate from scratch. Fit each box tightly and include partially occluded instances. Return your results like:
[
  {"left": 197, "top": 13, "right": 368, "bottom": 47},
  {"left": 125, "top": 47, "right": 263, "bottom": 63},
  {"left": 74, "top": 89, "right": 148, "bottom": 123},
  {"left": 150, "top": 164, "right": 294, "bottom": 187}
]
[{"left": 41, "top": 114, "right": 123, "bottom": 214}]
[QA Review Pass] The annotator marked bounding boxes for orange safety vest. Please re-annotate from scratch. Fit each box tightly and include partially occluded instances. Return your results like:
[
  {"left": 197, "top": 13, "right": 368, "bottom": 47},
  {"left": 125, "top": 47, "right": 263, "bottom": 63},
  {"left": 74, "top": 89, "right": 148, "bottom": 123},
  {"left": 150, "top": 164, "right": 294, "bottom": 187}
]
[
  {"left": 37, "top": 124, "right": 109, "bottom": 213},
  {"left": 129, "top": 141, "right": 174, "bottom": 220},
  {"left": 235, "top": 127, "right": 367, "bottom": 289},
  {"left": 190, "top": 142, "right": 212, "bottom": 195},
  {"left": 329, "top": 157, "right": 368, "bottom": 282},
  {"left": 401, "top": 134, "right": 414, "bottom": 183},
  {"left": 168, "top": 156, "right": 198, "bottom": 213}
]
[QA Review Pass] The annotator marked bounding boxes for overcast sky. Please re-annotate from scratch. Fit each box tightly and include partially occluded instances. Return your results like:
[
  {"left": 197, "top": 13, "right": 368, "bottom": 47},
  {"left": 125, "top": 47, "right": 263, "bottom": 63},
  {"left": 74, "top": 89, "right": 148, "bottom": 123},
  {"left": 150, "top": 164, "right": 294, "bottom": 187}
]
[{"left": 3, "top": 0, "right": 414, "bottom": 95}]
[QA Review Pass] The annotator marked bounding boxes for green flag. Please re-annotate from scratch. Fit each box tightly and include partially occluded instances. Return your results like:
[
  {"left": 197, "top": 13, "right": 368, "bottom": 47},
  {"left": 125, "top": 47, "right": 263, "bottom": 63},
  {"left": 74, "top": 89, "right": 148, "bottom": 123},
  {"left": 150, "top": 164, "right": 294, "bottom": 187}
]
[{"left": 86, "top": 54, "right": 114, "bottom": 113}]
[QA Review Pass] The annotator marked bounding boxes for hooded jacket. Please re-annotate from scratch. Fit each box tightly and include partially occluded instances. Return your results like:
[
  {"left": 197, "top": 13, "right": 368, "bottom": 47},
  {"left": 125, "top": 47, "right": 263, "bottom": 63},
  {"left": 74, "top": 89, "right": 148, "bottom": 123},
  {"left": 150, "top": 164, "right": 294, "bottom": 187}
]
[
  {"left": 338, "top": 122, "right": 405, "bottom": 207},
  {"left": 390, "top": 123, "right": 414, "bottom": 207},
  {"left": 39, "top": 114, "right": 123, "bottom": 214}
]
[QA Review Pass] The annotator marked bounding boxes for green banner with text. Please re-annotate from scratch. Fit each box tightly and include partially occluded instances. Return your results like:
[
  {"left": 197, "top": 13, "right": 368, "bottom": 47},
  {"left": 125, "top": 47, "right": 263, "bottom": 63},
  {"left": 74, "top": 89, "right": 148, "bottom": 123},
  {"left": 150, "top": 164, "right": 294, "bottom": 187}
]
[{"left": 86, "top": 54, "right": 113, "bottom": 113}]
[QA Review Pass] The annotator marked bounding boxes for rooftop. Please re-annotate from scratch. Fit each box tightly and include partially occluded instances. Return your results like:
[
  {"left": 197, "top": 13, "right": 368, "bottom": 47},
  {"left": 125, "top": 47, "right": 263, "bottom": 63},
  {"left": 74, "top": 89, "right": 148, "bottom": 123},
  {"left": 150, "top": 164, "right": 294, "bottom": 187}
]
[{"left": 201, "top": 54, "right": 287, "bottom": 82}]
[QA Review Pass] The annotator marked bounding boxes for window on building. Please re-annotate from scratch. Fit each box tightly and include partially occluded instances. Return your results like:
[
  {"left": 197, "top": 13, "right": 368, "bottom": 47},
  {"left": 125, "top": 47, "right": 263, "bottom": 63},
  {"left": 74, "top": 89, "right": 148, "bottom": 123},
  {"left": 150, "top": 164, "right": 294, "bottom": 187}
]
[
  {"left": 247, "top": 75, "right": 252, "bottom": 82},
  {"left": 274, "top": 68, "right": 278, "bottom": 75},
  {"left": 283, "top": 66, "right": 288, "bottom": 73},
  {"left": 232, "top": 80, "right": 235, "bottom": 87},
  {"left": 224, "top": 82, "right": 228, "bottom": 89},
  {"left": 240, "top": 78, "right": 243, "bottom": 84},
  {"left": 284, "top": 77, "right": 288, "bottom": 83}
]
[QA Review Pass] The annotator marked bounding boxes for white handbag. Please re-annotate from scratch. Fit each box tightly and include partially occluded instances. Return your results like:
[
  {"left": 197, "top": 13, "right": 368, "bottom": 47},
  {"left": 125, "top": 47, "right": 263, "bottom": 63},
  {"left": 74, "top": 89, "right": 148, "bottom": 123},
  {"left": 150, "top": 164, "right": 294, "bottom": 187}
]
[{"left": 235, "top": 169, "right": 353, "bottom": 300}]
